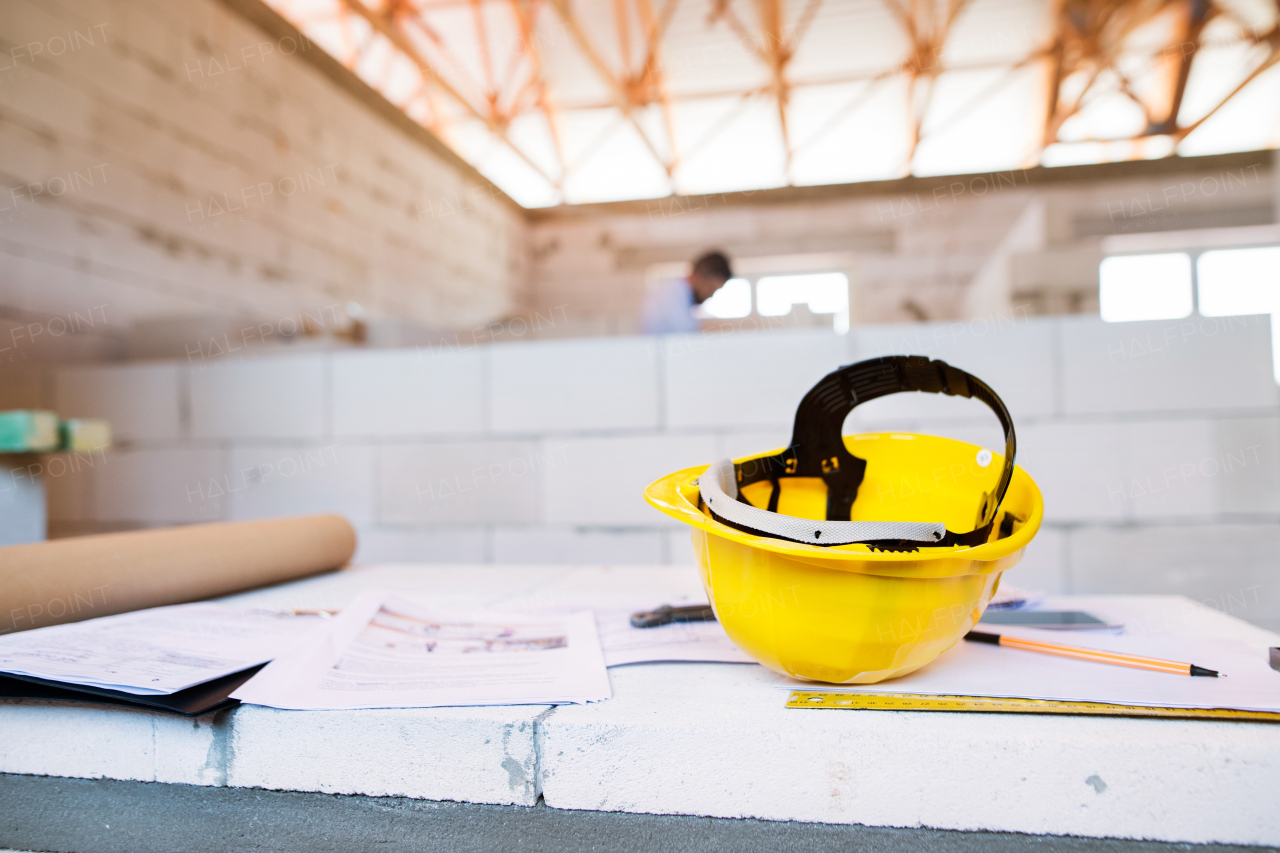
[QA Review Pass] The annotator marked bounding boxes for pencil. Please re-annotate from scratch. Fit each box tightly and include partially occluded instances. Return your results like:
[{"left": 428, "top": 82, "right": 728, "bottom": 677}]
[{"left": 965, "top": 630, "right": 1220, "bottom": 677}]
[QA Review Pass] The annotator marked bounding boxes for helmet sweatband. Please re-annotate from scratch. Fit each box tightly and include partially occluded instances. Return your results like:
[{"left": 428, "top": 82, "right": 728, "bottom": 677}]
[{"left": 699, "top": 457, "right": 946, "bottom": 546}]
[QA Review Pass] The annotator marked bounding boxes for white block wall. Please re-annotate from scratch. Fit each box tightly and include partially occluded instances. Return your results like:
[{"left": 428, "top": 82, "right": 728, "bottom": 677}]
[
  {"left": 36, "top": 314, "right": 1280, "bottom": 633},
  {"left": 0, "top": 0, "right": 520, "bottom": 339}
]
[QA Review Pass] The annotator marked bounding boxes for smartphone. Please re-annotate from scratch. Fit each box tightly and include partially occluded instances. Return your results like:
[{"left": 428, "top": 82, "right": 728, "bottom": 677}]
[{"left": 978, "top": 610, "right": 1121, "bottom": 630}]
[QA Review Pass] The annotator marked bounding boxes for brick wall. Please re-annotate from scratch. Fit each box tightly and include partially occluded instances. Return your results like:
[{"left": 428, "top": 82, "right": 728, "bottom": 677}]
[
  {"left": 523, "top": 155, "right": 1279, "bottom": 332},
  {"left": 2, "top": 0, "right": 1277, "bottom": 362},
  {"left": 26, "top": 315, "right": 1280, "bottom": 633},
  {"left": 0, "top": 0, "right": 522, "bottom": 358}
]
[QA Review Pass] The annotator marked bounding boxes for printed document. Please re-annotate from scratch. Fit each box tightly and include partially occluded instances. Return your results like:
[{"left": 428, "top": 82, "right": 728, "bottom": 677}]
[
  {"left": 0, "top": 603, "right": 320, "bottom": 695},
  {"left": 232, "top": 589, "right": 611, "bottom": 710},
  {"left": 596, "top": 609, "right": 755, "bottom": 667}
]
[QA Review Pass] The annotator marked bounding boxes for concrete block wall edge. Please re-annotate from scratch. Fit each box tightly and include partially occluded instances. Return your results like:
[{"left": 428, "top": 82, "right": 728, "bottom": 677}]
[{"left": 33, "top": 319, "right": 1280, "bottom": 629}]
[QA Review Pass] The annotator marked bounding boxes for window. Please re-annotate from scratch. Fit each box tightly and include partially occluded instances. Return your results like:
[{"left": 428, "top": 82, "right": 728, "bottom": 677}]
[
  {"left": 1198, "top": 246, "right": 1280, "bottom": 384},
  {"left": 1197, "top": 247, "right": 1280, "bottom": 317},
  {"left": 755, "top": 273, "right": 850, "bottom": 333},
  {"left": 1098, "top": 253, "right": 1193, "bottom": 323},
  {"left": 696, "top": 277, "right": 752, "bottom": 319}
]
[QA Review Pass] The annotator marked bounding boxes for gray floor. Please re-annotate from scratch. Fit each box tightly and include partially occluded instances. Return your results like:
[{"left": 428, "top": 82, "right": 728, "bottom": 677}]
[{"left": 1, "top": 773, "right": 1275, "bottom": 853}]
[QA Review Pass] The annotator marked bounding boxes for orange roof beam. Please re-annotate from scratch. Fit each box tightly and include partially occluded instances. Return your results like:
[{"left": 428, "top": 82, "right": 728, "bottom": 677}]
[
  {"left": 614, "top": 0, "right": 635, "bottom": 72},
  {"left": 547, "top": 0, "right": 675, "bottom": 179},
  {"left": 507, "top": 0, "right": 568, "bottom": 179},
  {"left": 753, "top": 0, "right": 797, "bottom": 180},
  {"left": 1172, "top": 18, "right": 1280, "bottom": 142},
  {"left": 634, "top": 0, "right": 682, "bottom": 175},
  {"left": 338, "top": 0, "right": 559, "bottom": 185},
  {"left": 343, "top": 0, "right": 484, "bottom": 118},
  {"left": 1147, "top": 0, "right": 1216, "bottom": 134},
  {"left": 707, "top": 0, "right": 759, "bottom": 49},
  {"left": 470, "top": 0, "right": 500, "bottom": 112}
]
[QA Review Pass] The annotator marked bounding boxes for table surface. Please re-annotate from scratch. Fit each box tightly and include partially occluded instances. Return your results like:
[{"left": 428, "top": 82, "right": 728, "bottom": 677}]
[{"left": 2, "top": 563, "right": 1278, "bottom": 847}]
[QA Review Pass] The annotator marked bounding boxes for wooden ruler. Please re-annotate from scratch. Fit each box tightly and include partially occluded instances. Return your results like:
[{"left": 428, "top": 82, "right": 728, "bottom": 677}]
[{"left": 785, "top": 691, "right": 1280, "bottom": 722}]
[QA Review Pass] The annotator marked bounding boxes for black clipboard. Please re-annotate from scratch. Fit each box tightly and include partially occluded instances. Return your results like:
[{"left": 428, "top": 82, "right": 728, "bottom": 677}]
[{"left": 0, "top": 664, "right": 264, "bottom": 717}]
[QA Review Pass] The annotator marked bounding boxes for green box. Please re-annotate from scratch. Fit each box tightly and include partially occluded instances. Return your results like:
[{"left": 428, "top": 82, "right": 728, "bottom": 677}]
[
  {"left": 0, "top": 410, "right": 60, "bottom": 453},
  {"left": 59, "top": 418, "right": 112, "bottom": 453}
]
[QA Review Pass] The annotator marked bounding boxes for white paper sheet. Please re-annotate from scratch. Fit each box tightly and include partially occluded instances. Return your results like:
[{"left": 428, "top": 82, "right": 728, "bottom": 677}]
[
  {"left": 232, "top": 589, "right": 612, "bottom": 710},
  {"left": 785, "top": 625, "right": 1280, "bottom": 712},
  {"left": 0, "top": 603, "right": 321, "bottom": 695},
  {"left": 596, "top": 609, "right": 755, "bottom": 667}
]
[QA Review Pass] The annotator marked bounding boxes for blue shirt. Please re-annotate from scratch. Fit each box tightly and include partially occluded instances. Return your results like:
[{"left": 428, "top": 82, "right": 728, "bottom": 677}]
[{"left": 641, "top": 279, "right": 700, "bottom": 335}]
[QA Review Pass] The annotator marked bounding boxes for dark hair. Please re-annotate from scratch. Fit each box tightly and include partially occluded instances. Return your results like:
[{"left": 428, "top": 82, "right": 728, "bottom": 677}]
[{"left": 692, "top": 251, "right": 732, "bottom": 282}]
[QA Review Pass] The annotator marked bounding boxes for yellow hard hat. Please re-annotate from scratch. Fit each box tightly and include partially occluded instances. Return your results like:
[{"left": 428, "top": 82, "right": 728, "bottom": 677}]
[{"left": 645, "top": 355, "right": 1043, "bottom": 684}]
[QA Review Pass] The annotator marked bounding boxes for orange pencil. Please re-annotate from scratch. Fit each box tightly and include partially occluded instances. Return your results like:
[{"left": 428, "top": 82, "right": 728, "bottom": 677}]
[{"left": 965, "top": 630, "right": 1220, "bottom": 677}]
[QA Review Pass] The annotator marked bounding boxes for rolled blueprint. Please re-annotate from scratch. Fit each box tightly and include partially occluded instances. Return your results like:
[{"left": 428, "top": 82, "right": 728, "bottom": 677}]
[{"left": 0, "top": 515, "right": 356, "bottom": 634}]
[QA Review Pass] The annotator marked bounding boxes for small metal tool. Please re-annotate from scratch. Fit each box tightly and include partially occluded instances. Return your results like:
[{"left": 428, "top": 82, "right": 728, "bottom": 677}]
[{"left": 630, "top": 604, "right": 716, "bottom": 629}]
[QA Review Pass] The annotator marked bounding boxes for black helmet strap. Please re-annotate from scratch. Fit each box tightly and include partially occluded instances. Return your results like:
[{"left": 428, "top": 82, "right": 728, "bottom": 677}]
[{"left": 731, "top": 355, "right": 1018, "bottom": 549}]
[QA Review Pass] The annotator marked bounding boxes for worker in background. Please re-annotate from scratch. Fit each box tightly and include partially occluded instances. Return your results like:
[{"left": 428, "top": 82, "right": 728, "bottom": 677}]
[{"left": 641, "top": 250, "right": 733, "bottom": 335}]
